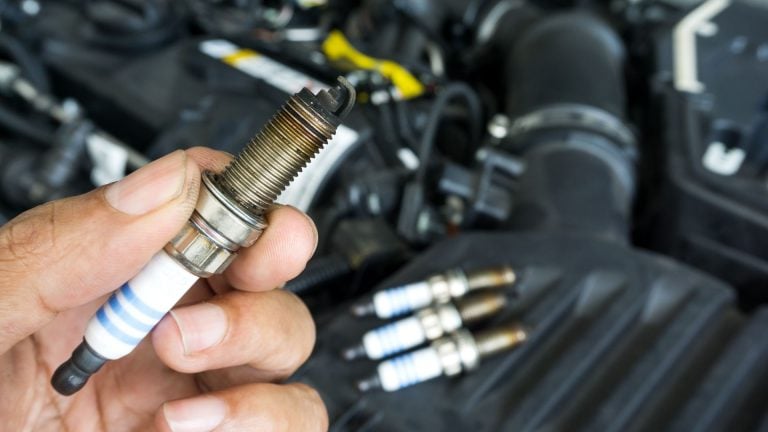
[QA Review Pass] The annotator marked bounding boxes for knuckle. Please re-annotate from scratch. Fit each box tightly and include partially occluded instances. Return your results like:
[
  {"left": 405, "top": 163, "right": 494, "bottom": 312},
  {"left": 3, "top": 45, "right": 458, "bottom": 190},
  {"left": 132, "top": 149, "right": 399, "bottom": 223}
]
[
  {"left": 292, "top": 383, "right": 329, "bottom": 432},
  {"left": 267, "top": 338, "right": 311, "bottom": 376},
  {"left": 279, "top": 293, "right": 316, "bottom": 370},
  {"left": 0, "top": 201, "right": 58, "bottom": 270},
  {"left": 260, "top": 412, "right": 291, "bottom": 432},
  {"left": 164, "top": 355, "right": 201, "bottom": 374}
]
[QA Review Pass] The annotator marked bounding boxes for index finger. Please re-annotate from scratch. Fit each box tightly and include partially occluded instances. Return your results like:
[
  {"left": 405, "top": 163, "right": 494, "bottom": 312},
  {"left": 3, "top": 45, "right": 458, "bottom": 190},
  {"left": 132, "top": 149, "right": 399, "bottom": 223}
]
[
  {"left": 186, "top": 147, "right": 319, "bottom": 292},
  {"left": 224, "top": 205, "right": 318, "bottom": 292}
]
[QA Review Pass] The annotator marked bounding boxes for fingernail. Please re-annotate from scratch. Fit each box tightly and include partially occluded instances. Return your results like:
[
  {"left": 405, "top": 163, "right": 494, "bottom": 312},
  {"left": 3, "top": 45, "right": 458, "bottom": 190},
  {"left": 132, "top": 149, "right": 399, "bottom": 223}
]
[
  {"left": 105, "top": 150, "right": 187, "bottom": 215},
  {"left": 304, "top": 211, "right": 319, "bottom": 256},
  {"left": 170, "top": 303, "right": 228, "bottom": 354},
  {"left": 163, "top": 397, "right": 227, "bottom": 432}
]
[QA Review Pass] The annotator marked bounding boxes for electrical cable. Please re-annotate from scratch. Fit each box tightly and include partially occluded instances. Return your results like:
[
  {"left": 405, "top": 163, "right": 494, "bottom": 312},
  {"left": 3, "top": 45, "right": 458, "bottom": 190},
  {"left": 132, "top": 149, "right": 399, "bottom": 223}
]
[
  {"left": 415, "top": 82, "right": 483, "bottom": 184},
  {"left": 394, "top": 98, "right": 419, "bottom": 150},
  {"left": 285, "top": 253, "right": 351, "bottom": 295}
]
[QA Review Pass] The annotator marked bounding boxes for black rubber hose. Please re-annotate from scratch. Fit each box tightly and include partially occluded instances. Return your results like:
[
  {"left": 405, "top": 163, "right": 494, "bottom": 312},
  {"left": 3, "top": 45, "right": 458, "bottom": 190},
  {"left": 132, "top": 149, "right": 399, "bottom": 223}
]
[
  {"left": 506, "top": 12, "right": 626, "bottom": 118},
  {"left": 504, "top": 12, "right": 634, "bottom": 243},
  {"left": 416, "top": 82, "right": 483, "bottom": 183},
  {"left": 285, "top": 254, "right": 351, "bottom": 296}
]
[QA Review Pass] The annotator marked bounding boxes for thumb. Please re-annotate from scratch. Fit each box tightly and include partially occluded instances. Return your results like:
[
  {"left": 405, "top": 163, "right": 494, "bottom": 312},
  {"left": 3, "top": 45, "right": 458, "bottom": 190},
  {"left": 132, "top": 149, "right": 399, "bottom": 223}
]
[{"left": 0, "top": 150, "right": 200, "bottom": 354}]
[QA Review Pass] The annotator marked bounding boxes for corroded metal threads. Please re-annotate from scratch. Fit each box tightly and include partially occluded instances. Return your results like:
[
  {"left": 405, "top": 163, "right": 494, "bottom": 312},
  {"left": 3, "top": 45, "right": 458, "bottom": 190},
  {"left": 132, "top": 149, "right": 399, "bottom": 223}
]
[
  {"left": 214, "top": 89, "right": 339, "bottom": 214},
  {"left": 167, "top": 78, "right": 354, "bottom": 277}
]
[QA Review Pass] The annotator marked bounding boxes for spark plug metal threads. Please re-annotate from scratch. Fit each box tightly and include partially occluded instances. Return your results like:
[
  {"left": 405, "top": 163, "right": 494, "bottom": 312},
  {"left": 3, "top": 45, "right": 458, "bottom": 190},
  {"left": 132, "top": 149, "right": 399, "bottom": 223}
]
[
  {"left": 343, "top": 292, "right": 507, "bottom": 360},
  {"left": 215, "top": 85, "right": 347, "bottom": 214},
  {"left": 51, "top": 78, "right": 355, "bottom": 396},
  {"left": 356, "top": 324, "right": 528, "bottom": 392},
  {"left": 351, "top": 265, "right": 516, "bottom": 319},
  {"left": 163, "top": 80, "right": 355, "bottom": 278}
]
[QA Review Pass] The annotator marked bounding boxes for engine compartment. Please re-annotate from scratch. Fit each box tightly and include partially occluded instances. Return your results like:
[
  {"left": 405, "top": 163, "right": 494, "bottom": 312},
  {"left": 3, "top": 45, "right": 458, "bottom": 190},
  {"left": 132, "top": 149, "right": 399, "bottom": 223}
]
[{"left": 0, "top": 0, "right": 766, "bottom": 430}]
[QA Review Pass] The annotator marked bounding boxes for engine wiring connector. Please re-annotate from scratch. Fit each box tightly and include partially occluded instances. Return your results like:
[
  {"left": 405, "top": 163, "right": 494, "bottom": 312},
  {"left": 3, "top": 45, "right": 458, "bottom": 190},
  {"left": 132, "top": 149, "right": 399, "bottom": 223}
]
[
  {"left": 50, "top": 77, "right": 356, "bottom": 396},
  {"left": 343, "top": 292, "right": 507, "bottom": 361},
  {"left": 356, "top": 324, "right": 528, "bottom": 393},
  {"left": 351, "top": 265, "right": 516, "bottom": 319}
]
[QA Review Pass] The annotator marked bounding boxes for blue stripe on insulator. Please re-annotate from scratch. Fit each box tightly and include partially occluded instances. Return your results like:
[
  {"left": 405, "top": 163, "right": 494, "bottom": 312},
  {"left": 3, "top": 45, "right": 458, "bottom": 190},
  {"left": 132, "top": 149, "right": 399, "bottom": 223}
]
[
  {"left": 96, "top": 308, "right": 142, "bottom": 345},
  {"left": 121, "top": 283, "right": 165, "bottom": 319},
  {"left": 108, "top": 294, "right": 155, "bottom": 332}
]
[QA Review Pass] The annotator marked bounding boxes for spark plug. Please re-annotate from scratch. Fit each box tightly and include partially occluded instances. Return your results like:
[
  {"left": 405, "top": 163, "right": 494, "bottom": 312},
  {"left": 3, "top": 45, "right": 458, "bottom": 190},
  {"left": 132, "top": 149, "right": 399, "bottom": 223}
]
[
  {"left": 50, "top": 78, "right": 356, "bottom": 396},
  {"left": 351, "top": 265, "right": 516, "bottom": 319},
  {"left": 343, "top": 292, "right": 507, "bottom": 361},
  {"left": 356, "top": 324, "right": 528, "bottom": 392}
]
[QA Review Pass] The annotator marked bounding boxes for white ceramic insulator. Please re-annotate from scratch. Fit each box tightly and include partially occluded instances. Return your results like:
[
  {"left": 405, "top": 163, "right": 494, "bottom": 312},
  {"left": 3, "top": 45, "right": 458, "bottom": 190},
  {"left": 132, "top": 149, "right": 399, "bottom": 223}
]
[
  {"left": 373, "top": 281, "right": 433, "bottom": 319},
  {"left": 84, "top": 251, "right": 199, "bottom": 359},
  {"left": 363, "top": 316, "right": 426, "bottom": 360},
  {"left": 377, "top": 346, "right": 444, "bottom": 392}
]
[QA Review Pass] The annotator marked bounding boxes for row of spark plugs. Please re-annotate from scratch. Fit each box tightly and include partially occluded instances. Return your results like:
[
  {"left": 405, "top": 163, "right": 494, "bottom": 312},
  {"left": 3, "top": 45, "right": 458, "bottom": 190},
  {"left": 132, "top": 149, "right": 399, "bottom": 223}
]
[{"left": 347, "top": 265, "right": 529, "bottom": 392}]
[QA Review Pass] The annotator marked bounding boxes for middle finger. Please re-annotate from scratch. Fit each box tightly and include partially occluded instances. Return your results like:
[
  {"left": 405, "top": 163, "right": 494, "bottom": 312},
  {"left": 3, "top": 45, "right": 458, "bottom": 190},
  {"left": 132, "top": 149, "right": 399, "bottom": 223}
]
[{"left": 151, "top": 289, "right": 315, "bottom": 380}]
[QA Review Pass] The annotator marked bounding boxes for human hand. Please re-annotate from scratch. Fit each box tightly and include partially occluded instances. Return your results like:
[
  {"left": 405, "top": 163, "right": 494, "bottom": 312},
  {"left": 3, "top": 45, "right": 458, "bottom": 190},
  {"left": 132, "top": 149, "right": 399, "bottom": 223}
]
[{"left": 0, "top": 148, "right": 326, "bottom": 431}]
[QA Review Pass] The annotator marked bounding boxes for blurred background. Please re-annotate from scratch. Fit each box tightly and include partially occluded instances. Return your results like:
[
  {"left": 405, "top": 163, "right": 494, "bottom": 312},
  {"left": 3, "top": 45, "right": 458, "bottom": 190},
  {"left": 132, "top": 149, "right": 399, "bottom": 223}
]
[{"left": 0, "top": 0, "right": 766, "bottom": 430}]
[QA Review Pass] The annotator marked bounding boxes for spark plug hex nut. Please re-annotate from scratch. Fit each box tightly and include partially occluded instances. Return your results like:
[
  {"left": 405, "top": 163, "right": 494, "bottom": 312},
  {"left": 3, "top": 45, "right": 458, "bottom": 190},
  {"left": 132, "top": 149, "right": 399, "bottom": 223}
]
[{"left": 165, "top": 173, "right": 267, "bottom": 277}]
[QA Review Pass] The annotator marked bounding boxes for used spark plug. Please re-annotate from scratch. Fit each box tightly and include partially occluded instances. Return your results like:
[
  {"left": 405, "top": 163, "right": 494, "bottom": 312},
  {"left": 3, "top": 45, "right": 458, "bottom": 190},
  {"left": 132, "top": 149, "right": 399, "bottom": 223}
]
[
  {"left": 351, "top": 265, "right": 516, "bottom": 319},
  {"left": 50, "top": 78, "right": 356, "bottom": 396},
  {"left": 356, "top": 324, "right": 528, "bottom": 392},
  {"left": 343, "top": 292, "right": 507, "bottom": 361}
]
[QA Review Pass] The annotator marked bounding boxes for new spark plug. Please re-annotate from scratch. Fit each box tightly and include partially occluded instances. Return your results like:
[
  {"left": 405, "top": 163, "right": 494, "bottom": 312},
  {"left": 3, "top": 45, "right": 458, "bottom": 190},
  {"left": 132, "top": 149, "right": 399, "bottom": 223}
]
[
  {"left": 351, "top": 265, "right": 516, "bottom": 319},
  {"left": 50, "top": 78, "right": 356, "bottom": 396},
  {"left": 343, "top": 292, "right": 507, "bottom": 361},
  {"left": 356, "top": 324, "right": 528, "bottom": 392}
]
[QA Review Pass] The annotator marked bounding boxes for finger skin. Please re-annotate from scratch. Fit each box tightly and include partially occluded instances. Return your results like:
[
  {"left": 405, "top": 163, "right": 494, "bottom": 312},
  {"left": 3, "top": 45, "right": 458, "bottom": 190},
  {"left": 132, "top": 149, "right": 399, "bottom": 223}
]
[
  {"left": 156, "top": 383, "right": 328, "bottom": 432},
  {"left": 0, "top": 151, "right": 200, "bottom": 353},
  {"left": 152, "top": 290, "right": 315, "bottom": 380},
  {"left": 186, "top": 147, "right": 233, "bottom": 172},
  {"left": 224, "top": 205, "right": 318, "bottom": 292},
  {"left": 187, "top": 146, "right": 318, "bottom": 292}
]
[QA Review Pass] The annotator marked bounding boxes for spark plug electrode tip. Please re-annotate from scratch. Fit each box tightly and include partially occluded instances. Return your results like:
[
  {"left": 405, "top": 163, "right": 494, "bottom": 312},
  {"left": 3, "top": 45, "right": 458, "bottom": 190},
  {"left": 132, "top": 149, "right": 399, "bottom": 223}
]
[{"left": 317, "top": 76, "right": 356, "bottom": 117}]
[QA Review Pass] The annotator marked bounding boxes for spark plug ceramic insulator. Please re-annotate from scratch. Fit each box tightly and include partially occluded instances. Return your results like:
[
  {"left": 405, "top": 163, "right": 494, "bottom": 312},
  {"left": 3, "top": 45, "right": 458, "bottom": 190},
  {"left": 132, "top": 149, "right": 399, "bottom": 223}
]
[
  {"left": 356, "top": 324, "right": 528, "bottom": 392},
  {"left": 351, "top": 265, "right": 517, "bottom": 319},
  {"left": 50, "top": 78, "right": 356, "bottom": 396},
  {"left": 343, "top": 292, "right": 507, "bottom": 360}
]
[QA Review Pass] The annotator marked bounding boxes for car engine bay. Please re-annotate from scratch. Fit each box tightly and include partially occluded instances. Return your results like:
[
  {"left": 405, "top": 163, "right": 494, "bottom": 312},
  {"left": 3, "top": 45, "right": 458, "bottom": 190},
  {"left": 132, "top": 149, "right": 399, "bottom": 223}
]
[{"left": 0, "top": 0, "right": 767, "bottom": 430}]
